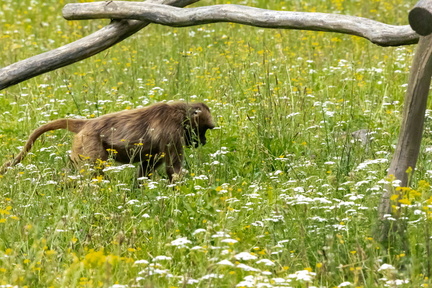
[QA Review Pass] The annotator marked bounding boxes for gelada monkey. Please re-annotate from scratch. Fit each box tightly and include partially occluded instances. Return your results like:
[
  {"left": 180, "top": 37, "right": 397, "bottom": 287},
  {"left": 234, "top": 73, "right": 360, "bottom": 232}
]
[{"left": 0, "top": 102, "right": 215, "bottom": 181}]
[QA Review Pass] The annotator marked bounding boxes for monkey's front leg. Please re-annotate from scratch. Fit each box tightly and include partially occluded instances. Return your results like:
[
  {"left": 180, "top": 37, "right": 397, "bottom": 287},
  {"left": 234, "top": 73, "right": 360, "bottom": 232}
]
[{"left": 165, "top": 146, "right": 184, "bottom": 182}]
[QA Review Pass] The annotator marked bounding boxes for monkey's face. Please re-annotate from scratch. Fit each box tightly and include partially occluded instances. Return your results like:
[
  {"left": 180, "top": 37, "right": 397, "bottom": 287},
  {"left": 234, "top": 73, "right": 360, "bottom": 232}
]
[
  {"left": 185, "top": 104, "right": 215, "bottom": 148},
  {"left": 195, "top": 123, "right": 214, "bottom": 147}
]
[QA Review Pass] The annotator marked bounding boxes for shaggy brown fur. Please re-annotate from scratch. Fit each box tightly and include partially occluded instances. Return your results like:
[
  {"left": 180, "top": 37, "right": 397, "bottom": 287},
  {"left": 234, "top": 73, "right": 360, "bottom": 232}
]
[{"left": 0, "top": 102, "right": 215, "bottom": 181}]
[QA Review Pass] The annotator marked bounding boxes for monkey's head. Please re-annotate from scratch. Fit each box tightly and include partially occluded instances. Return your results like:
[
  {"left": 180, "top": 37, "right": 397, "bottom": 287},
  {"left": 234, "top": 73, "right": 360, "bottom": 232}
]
[{"left": 184, "top": 103, "right": 215, "bottom": 148}]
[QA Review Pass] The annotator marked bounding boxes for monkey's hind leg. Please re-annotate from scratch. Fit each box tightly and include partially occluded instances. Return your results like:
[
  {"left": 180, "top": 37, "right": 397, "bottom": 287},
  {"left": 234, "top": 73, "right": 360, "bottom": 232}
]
[
  {"left": 70, "top": 133, "right": 109, "bottom": 175},
  {"left": 138, "top": 156, "right": 164, "bottom": 179}
]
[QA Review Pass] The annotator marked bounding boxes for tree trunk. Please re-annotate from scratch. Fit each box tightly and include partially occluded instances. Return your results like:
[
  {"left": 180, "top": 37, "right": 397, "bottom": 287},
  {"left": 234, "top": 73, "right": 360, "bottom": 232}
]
[{"left": 376, "top": 33, "right": 432, "bottom": 245}]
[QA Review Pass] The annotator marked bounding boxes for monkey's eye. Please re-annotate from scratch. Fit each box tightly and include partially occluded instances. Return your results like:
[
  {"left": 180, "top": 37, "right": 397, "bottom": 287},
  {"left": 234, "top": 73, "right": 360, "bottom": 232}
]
[{"left": 193, "top": 109, "right": 202, "bottom": 115}]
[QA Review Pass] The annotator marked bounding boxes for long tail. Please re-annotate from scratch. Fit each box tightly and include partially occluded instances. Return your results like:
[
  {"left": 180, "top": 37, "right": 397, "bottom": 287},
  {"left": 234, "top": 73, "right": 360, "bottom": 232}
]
[{"left": 0, "top": 118, "right": 87, "bottom": 174}]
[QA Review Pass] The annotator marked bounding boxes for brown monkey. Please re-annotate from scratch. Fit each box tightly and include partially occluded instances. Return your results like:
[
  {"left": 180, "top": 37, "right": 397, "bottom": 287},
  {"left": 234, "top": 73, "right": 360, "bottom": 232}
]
[{"left": 0, "top": 102, "right": 215, "bottom": 181}]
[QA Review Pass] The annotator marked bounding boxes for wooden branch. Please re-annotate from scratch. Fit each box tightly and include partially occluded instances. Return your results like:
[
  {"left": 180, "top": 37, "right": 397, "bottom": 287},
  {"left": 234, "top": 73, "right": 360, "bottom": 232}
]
[
  {"left": 409, "top": 0, "right": 432, "bottom": 36},
  {"left": 0, "top": 0, "right": 199, "bottom": 91},
  {"left": 63, "top": 2, "right": 419, "bottom": 47},
  {"left": 376, "top": 33, "right": 432, "bottom": 244}
]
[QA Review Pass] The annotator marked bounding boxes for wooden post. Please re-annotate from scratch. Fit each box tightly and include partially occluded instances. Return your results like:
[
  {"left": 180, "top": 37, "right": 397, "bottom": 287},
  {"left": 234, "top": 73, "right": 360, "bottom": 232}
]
[
  {"left": 409, "top": 0, "right": 432, "bottom": 36},
  {"left": 377, "top": 0, "right": 432, "bottom": 245}
]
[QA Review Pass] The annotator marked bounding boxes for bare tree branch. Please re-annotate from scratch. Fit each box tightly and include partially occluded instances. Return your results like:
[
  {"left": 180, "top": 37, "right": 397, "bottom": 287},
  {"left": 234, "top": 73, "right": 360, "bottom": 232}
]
[
  {"left": 63, "top": 2, "right": 419, "bottom": 47},
  {"left": 0, "top": 0, "right": 199, "bottom": 91}
]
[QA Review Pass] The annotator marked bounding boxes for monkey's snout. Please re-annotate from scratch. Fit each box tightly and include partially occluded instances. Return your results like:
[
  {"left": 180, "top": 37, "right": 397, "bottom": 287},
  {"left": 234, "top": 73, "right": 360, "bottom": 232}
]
[
  {"left": 200, "top": 137, "right": 207, "bottom": 146},
  {"left": 192, "top": 139, "right": 206, "bottom": 148}
]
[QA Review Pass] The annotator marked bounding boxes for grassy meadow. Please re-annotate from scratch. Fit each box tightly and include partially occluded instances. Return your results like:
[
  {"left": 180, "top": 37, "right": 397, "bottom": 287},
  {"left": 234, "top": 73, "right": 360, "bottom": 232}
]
[{"left": 1, "top": 0, "right": 432, "bottom": 287}]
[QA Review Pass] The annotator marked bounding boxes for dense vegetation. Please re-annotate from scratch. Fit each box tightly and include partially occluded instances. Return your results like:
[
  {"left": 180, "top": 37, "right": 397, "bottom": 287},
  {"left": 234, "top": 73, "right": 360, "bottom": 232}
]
[{"left": 1, "top": 0, "right": 431, "bottom": 287}]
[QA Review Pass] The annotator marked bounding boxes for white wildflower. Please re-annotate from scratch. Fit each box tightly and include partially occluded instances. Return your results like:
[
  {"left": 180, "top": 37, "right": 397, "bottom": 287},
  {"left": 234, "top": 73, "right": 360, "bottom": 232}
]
[
  {"left": 210, "top": 147, "right": 229, "bottom": 158},
  {"left": 286, "top": 112, "right": 300, "bottom": 118},
  {"left": 212, "top": 231, "right": 230, "bottom": 238},
  {"left": 126, "top": 199, "right": 140, "bottom": 205},
  {"left": 272, "top": 277, "right": 290, "bottom": 283},
  {"left": 103, "top": 164, "right": 135, "bottom": 172},
  {"left": 382, "top": 214, "right": 397, "bottom": 221},
  {"left": 148, "top": 182, "right": 159, "bottom": 189},
  {"left": 236, "top": 276, "right": 255, "bottom": 287},
  {"left": 384, "top": 279, "right": 409, "bottom": 286},
  {"left": 256, "top": 259, "right": 275, "bottom": 266},
  {"left": 217, "top": 260, "right": 235, "bottom": 266},
  {"left": 170, "top": 237, "right": 191, "bottom": 247},
  {"left": 193, "top": 174, "right": 208, "bottom": 180},
  {"left": 221, "top": 238, "right": 238, "bottom": 244},
  {"left": 355, "top": 158, "right": 388, "bottom": 171},
  {"left": 234, "top": 252, "right": 258, "bottom": 261},
  {"left": 378, "top": 263, "right": 397, "bottom": 272},
  {"left": 288, "top": 269, "right": 316, "bottom": 282},
  {"left": 237, "top": 263, "right": 260, "bottom": 272},
  {"left": 293, "top": 187, "right": 305, "bottom": 193},
  {"left": 153, "top": 255, "right": 172, "bottom": 261},
  {"left": 191, "top": 246, "right": 205, "bottom": 250},
  {"left": 200, "top": 274, "right": 224, "bottom": 280},
  {"left": 193, "top": 228, "right": 207, "bottom": 235},
  {"left": 186, "top": 279, "right": 199, "bottom": 284}
]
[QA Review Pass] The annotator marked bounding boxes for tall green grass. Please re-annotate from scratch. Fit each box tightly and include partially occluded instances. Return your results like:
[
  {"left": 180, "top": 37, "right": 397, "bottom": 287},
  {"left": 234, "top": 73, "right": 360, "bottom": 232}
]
[{"left": 1, "top": 0, "right": 431, "bottom": 287}]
